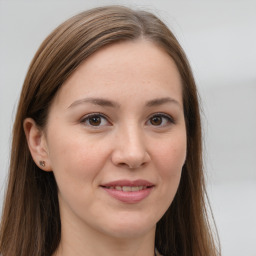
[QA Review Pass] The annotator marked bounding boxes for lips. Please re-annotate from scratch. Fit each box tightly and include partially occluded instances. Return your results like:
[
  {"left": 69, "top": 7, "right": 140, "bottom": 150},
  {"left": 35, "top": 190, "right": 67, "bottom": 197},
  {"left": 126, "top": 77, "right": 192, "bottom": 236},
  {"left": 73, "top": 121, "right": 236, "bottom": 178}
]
[
  {"left": 105, "top": 185, "right": 148, "bottom": 192},
  {"left": 100, "top": 179, "right": 154, "bottom": 203}
]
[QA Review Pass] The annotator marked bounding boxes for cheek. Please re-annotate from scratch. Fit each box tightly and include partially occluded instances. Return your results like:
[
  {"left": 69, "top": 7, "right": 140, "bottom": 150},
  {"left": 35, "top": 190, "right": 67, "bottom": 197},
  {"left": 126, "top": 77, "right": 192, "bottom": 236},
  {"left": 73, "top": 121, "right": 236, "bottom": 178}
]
[
  {"left": 150, "top": 135, "right": 186, "bottom": 217},
  {"left": 46, "top": 132, "right": 108, "bottom": 183},
  {"left": 154, "top": 135, "right": 187, "bottom": 178}
]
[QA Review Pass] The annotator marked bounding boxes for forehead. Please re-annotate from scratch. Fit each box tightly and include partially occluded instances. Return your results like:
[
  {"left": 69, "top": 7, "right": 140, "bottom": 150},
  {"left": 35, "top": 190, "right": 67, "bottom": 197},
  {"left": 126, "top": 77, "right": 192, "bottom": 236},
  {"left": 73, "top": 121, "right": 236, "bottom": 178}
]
[{"left": 52, "top": 39, "right": 183, "bottom": 108}]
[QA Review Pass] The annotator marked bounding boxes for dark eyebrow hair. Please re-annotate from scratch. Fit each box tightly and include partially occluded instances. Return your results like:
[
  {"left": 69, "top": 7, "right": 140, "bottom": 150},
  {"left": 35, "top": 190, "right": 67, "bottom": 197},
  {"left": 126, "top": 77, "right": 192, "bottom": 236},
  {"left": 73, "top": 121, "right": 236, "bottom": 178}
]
[
  {"left": 68, "top": 97, "right": 181, "bottom": 109},
  {"left": 68, "top": 97, "right": 120, "bottom": 109},
  {"left": 146, "top": 97, "right": 181, "bottom": 108}
]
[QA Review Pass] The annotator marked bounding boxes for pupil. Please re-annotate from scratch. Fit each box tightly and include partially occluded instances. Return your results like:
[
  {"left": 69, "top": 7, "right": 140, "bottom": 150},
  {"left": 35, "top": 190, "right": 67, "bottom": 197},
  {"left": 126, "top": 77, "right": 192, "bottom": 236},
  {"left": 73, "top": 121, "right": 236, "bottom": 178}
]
[
  {"left": 151, "top": 116, "right": 162, "bottom": 125},
  {"left": 89, "top": 116, "right": 101, "bottom": 126}
]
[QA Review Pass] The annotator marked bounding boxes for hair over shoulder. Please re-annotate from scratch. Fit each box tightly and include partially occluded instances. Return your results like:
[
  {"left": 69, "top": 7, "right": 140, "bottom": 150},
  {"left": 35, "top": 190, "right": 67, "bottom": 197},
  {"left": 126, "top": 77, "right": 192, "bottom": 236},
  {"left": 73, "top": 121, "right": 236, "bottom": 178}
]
[{"left": 0, "top": 5, "right": 220, "bottom": 256}]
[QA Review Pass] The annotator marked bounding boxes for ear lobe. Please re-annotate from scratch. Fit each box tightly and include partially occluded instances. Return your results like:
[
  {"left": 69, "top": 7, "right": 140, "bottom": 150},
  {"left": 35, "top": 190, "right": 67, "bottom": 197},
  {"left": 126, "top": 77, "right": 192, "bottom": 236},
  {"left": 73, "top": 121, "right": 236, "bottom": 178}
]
[{"left": 23, "top": 118, "right": 52, "bottom": 171}]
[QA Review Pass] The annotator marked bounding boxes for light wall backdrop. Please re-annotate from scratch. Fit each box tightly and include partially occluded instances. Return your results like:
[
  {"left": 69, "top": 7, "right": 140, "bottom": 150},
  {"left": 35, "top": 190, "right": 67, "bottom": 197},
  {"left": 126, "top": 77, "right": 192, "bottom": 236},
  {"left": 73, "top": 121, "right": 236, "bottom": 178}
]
[{"left": 0, "top": 1, "right": 255, "bottom": 255}]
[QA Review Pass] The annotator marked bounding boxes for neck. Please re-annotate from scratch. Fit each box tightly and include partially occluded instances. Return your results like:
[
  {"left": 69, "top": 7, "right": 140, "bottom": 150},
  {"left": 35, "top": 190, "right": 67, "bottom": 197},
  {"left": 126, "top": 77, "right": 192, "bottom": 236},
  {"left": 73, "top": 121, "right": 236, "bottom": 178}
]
[{"left": 53, "top": 215, "right": 156, "bottom": 256}]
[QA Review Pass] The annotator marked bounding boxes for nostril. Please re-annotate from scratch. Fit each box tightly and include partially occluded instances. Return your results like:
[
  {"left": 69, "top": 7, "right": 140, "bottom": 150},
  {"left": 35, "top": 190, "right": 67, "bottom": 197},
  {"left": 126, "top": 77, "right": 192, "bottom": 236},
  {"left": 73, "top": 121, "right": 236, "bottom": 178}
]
[
  {"left": 111, "top": 148, "right": 151, "bottom": 169},
  {"left": 117, "top": 162, "right": 143, "bottom": 169},
  {"left": 128, "top": 162, "right": 147, "bottom": 169}
]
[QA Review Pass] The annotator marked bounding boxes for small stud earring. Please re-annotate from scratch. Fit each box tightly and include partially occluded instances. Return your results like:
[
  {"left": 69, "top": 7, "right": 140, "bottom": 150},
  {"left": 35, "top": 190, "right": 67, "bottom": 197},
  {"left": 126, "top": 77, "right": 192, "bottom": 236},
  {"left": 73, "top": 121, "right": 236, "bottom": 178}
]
[{"left": 39, "top": 161, "right": 45, "bottom": 167}]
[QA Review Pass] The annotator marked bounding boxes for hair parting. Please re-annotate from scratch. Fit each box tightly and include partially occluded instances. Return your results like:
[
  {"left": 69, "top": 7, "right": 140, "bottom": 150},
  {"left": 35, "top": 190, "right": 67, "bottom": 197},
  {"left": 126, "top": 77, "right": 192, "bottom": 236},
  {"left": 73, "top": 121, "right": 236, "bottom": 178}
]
[{"left": 0, "top": 5, "right": 220, "bottom": 256}]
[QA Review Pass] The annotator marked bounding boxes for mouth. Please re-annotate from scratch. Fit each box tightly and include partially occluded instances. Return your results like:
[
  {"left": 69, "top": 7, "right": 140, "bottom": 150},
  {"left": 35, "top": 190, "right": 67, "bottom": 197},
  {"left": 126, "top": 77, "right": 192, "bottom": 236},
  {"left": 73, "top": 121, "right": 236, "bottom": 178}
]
[
  {"left": 102, "top": 185, "right": 151, "bottom": 192},
  {"left": 100, "top": 180, "right": 154, "bottom": 203}
]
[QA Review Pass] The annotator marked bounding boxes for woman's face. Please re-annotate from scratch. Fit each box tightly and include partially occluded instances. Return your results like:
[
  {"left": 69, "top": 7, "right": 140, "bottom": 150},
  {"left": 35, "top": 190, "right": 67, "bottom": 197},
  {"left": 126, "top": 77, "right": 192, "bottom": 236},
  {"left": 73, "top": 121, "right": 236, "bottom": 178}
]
[{"left": 43, "top": 40, "right": 186, "bottom": 238}]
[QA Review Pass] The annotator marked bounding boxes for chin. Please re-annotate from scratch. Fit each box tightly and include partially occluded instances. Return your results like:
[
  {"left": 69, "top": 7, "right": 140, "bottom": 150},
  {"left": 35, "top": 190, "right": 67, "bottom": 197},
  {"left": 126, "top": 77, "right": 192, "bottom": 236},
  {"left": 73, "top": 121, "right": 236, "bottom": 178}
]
[{"left": 100, "top": 214, "right": 157, "bottom": 239}]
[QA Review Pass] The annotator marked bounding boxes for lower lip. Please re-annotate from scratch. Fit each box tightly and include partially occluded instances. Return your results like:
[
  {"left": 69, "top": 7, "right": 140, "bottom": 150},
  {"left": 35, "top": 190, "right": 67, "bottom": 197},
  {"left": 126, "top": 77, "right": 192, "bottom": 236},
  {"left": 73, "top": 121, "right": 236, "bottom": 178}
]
[{"left": 102, "top": 187, "right": 153, "bottom": 204}]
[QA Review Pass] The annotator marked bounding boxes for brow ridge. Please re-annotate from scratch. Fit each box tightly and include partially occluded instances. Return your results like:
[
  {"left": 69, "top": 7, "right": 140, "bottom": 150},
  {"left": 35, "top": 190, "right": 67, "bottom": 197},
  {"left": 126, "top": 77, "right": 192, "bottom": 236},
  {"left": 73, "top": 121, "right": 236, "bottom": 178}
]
[
  {"left": 68, "top": 97, "right": 120, "bottom": 108},
  {"left": 68, "top": 96, "right": 180, "bottom": 109},
  {"left": 145, "top": 97, "right": 180, "bottom": 107}
]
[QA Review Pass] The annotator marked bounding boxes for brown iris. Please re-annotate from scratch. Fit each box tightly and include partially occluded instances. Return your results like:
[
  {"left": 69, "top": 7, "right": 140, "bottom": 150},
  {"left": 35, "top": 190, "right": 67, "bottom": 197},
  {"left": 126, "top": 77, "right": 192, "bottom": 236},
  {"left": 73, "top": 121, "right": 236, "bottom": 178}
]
[
  {"left": 89, "top": 116, "right": 101, "bottom": 126},
  {"left": 150, "top": 116, "right": 162, "bottom": 126}
]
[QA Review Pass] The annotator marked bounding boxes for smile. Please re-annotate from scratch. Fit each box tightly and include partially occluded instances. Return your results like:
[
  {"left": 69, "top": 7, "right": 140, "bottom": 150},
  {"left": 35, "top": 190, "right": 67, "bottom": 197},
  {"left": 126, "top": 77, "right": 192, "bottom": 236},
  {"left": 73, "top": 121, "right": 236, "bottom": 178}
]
[
  {"left": 101, "top": 180, "right": 154, "bottom": 203},
  {"left": 104, "top": 186, "right": 148, "bottom": 192}
]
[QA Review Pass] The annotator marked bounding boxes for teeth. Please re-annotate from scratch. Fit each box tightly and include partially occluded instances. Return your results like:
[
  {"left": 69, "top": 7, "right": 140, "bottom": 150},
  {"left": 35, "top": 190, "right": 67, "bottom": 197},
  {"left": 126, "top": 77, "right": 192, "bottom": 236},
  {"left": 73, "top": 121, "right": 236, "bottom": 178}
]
[
  {"left": 132, "top": 186, "right": 144, "bottom": 191},
  {"left": 122, "top": 186, "right": 131, "bottom": 192},
  {"left": 107, "top": 186, "right": 147, "bottom": 191}
]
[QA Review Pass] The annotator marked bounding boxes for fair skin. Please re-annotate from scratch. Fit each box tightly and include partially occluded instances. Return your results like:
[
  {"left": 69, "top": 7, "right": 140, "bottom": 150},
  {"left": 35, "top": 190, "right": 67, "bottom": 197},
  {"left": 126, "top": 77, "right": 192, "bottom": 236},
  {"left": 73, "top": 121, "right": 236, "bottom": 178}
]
[{"left": 24, "top": 39, "right": 187, "bottom": 256}]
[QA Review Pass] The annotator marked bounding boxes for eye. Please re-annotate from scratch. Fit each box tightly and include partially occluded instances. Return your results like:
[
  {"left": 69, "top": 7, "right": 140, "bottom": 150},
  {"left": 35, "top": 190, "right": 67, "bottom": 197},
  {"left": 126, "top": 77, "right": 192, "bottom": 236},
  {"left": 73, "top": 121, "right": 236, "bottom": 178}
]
[
  {"left": 81, "top": 113, "right": 110, "bottom": 127},
  {"left": 147, "top": 113, "right": 174, "bottom": 127}
]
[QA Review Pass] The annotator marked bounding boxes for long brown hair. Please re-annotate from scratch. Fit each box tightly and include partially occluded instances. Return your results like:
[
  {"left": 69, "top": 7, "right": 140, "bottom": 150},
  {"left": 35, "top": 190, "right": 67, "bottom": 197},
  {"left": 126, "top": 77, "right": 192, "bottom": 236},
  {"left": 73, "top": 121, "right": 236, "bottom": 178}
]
[{"left": 0, "top": 5, "right": 220, "bottom": 256}]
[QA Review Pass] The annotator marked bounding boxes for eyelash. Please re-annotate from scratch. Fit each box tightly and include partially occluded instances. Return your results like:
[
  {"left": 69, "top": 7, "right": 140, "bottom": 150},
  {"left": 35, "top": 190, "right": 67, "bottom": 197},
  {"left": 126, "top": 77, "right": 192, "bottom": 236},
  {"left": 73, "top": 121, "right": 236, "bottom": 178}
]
[
  {"left": 147, "top": 113, "right": 175, "bottom": 127},
  {"left": 80, "top": 112, "right": 174, "bottom": 128},
  {"left": 80, "top": 113, "right": 111, "bottom": 128}
]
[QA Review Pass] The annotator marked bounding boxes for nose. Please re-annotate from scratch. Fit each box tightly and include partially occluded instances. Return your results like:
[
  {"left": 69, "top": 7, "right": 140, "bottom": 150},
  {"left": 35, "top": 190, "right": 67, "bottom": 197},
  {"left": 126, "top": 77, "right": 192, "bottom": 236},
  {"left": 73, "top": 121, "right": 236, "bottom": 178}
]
[{"left": 111, "top": 125, "right": 151, "bottom": 169}]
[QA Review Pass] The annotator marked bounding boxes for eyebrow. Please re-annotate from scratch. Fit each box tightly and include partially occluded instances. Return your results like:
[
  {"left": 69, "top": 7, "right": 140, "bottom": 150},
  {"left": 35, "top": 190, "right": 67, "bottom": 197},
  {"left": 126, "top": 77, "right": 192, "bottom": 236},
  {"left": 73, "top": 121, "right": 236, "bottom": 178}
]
[
  {"left": 68, "top": 97, "right": 181, "bottom": 109},
  {"left": 68, "top": 97, "right": 120, "bottom": 109},
  {"left": 146, "top": 97, "right": 181, "bottom": 108}
]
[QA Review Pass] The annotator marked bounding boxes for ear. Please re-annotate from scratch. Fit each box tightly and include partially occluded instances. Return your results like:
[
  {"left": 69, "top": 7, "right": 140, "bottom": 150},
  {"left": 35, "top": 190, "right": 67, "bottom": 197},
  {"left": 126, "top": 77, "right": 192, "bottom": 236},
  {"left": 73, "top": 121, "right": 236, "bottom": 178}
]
[{"left": 23, "top": 118, "right": 52, "bottom": 171}]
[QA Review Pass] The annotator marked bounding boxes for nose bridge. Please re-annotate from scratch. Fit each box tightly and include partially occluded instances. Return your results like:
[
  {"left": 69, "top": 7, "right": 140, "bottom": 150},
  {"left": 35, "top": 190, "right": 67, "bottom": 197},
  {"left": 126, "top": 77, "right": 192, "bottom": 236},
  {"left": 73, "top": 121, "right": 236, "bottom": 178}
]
[
  {"left": 124, "top": 122, "right": 144, "bottom": 152},
  {"left": 112, "top": 121, "right": 150, "bottom": 168}
]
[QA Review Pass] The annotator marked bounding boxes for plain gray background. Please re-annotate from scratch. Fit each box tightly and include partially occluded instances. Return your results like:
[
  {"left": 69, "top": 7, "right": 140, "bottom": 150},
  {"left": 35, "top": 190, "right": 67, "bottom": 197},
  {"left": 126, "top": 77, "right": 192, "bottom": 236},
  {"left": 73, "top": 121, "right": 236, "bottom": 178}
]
[{"left": 0, "top": 0, "right": 256, "bottom": 255}]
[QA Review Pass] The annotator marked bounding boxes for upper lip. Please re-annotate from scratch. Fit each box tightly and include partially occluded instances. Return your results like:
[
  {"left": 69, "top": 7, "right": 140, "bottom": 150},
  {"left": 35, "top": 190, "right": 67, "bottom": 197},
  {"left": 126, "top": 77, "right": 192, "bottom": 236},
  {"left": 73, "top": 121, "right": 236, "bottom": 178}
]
[{"left": 101, "top": 179, "right": 154, "bottom": 187}]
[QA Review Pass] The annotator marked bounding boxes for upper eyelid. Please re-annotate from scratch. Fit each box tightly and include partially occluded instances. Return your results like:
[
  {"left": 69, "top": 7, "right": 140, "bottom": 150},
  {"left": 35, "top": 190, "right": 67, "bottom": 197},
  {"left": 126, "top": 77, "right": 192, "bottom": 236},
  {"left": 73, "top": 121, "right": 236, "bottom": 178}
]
[
  {"left": 147, "top": 112, "right": 174, "bottom": 121},
  {"left": 80, "top": 112, "right": 109, "bottom": 121},
  {"left": 146, "top": 113, "right": 175, "bottom": 128},
  {"left": 79, "top": 112, "right": 174, "bottom": 125},
  {"left": 80, "top": 112, "right": 112, "bottom": 126}
]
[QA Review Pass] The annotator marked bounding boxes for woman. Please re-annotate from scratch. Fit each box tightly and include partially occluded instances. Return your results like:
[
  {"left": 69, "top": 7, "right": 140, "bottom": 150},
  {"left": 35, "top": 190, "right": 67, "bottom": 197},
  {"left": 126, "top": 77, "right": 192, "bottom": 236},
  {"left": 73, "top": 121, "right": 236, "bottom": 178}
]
[{"left": 0, "top": 5, "right": 220, "bottom": 256}]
